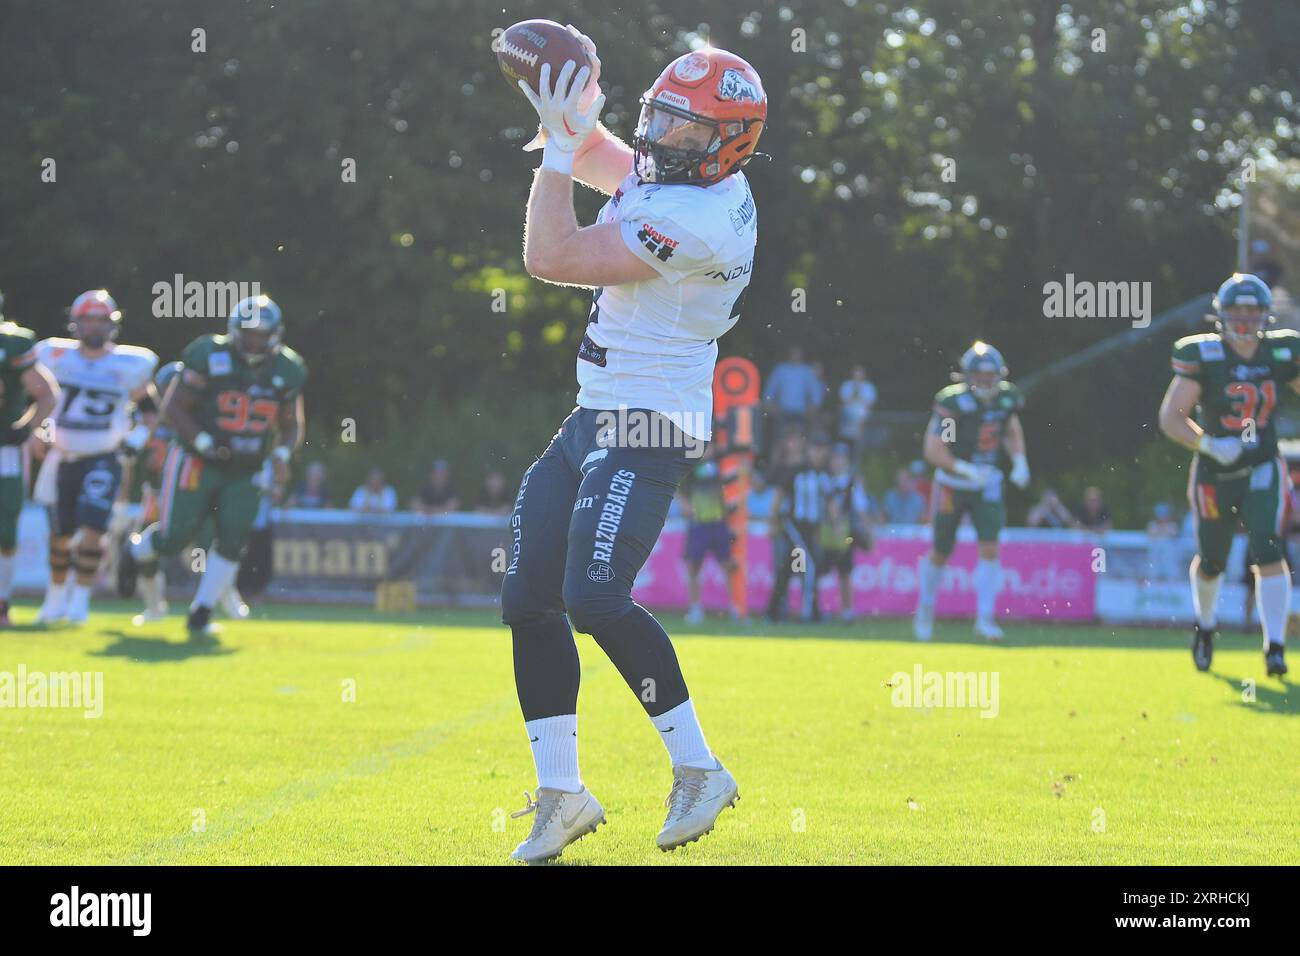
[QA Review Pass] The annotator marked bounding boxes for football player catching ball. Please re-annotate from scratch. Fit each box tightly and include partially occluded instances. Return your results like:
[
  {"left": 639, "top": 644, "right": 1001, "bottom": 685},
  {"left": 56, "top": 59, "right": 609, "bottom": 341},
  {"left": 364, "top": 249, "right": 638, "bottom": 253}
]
[
  {"left": 501, "top": 27, "right": 766, "bottom": 862},
  {"left": 1159, "top": 273, "right": 1292, "bottom": 677}
]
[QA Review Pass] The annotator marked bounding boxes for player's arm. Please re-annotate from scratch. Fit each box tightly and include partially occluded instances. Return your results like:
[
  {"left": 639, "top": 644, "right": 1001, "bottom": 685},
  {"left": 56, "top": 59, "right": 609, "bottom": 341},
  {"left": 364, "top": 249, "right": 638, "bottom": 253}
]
[
  {"left": 162, "top": 377, "right": 206, "bottom": 448},
  {"left": 922, "top": 412, "right": 988, "bottom": 483},
  {"left": 1003, "top": 413, "right": 1030, "bottom": 489},
  {"left": 523, "top": 179, "right": 659, "bottom": 287},
  {"left": 523, "top": 27, "right": 632, "bottom": 195},
  {"left": 15, "top": 362, "right": 59, "bottom": 434},
  {"left": 1159, "top": 374, "right": 1244, "bottom": 467},
  {"left": 271, "top": 394, "right": 305, "bottom": 484}
]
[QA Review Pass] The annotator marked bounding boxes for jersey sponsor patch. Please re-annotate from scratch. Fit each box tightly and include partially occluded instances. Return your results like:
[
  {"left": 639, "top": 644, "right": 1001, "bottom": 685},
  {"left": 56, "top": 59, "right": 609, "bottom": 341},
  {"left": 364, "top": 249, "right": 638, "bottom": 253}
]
[
  {"left": 956, "top": 392, "right": 977, "bottom": 413},
  {"left": 1272, "top": 347, "right": 1292, "bottom": 362},
  {"left": 636, "top": 222, "right": 680, "bottom": 262},
  {"left": 577, "top": 332, "right": 608, "bottom": 368},
  {"left": 207, "top": 351, "right": 233, "bottom": 376},
  {"left": 1198, "top": 339, "right": 1225, "bottom": 360}
]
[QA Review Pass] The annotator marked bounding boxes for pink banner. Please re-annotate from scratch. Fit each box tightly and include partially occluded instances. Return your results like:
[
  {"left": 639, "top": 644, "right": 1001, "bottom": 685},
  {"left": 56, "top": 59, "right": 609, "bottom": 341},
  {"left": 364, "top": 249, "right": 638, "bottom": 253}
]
[{"left": 633, "top": 528, "right": 1097, "bottom": 620}]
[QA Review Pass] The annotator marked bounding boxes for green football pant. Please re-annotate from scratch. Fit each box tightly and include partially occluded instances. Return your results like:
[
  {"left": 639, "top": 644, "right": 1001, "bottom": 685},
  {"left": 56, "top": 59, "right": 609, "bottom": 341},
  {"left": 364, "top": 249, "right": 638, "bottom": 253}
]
[
  {"left": 0, "top": 444, "right": 27, "bottom": 551},
  {"left": 147, "top": 444, "right": 260, "bottom": 563},
  {"left": 1189, "top": 456, "right": 1289, "bottom": 577},
  {"left": 930, "top": 481, "right": 1005, "bottom": 558}
]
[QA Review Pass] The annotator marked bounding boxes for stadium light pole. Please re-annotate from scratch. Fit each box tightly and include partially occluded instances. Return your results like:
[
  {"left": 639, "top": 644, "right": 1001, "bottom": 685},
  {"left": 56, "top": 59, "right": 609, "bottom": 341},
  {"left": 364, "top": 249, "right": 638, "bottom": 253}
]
[{"left": 1238, "top": 178, "right": 1250, "bottom": 272}]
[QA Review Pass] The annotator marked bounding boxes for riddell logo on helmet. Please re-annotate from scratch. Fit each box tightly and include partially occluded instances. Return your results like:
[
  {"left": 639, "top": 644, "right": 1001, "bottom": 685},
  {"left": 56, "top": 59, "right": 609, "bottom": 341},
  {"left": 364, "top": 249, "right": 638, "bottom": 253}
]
[
  {"left": 672, "top": 54, "right": 711, "bottom": 83},
  {"left": 655, "top": 90, "right": 691, "bottom": 111}
]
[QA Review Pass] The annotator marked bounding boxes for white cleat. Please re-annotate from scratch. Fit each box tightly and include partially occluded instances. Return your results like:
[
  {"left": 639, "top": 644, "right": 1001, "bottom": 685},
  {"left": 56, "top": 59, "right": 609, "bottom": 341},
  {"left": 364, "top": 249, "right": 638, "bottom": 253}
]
[
  {"left": 35, "top": 588, "right": 69, "bottom": 626},
  {"left": 975, "top": 619, "right": 1004, "bottom": 642},
  {"left": 221, "top": 588, "right": 250, "bottom": 620},
  {"left": 63, "top": 587, "right": 91, "bottom": 626},
  {"left": 509, "top": 787, "right": 605, "bottom": 864},
  {"left": 132, "top": 601, "right": 169, "bottom": 626},
  {"left": 913, "top": 604, "right": 934, "bottom": 641},
  {"left": 657, "top": 761, "right": 738, "bottom": 852}
]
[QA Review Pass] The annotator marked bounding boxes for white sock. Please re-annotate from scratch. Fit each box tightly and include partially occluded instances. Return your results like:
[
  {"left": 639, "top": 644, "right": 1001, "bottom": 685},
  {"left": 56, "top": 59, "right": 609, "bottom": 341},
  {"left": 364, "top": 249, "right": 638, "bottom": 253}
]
[
  {"left": 652, "top": 698, "right": 715, "bottom": 770},
  {"left": 0, "top": 553, "right": 15, "bottom": 601},
  {"left": 917, "top": 560, "right": 942, "bottom": 611},
  {"left": 138, "top": 571, "right": 165, "bottom": 607},
  {"left": 192, "top": 552, "right": 239, "bottom": 611},
  {"left": 67, "top": 582, "right": 91, "bottom": 613},
  {"left": 974, "top": 559, "right": 1003, "bottom": 622},
  {"left": 44, "top": 579, "right": 68, "bottom": 607},
  {"left": 1255, "top": 572, "right": 1291, "bottom": 650},
  {"left": 130, "top": 529, "right": 157, "bottom": 562},
  {"left": 525, "top": 713, "right": 582, "bottom": 793},
  {"left": 1191, "top": 567, "right": 1223, "bottom": 629}
]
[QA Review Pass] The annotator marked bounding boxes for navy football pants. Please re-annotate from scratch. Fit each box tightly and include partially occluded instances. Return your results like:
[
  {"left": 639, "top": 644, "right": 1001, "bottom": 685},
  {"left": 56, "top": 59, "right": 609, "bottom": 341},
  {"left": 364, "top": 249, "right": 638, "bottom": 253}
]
[{"left": 501, "top": 407, "right": 696, "bottom": 721}]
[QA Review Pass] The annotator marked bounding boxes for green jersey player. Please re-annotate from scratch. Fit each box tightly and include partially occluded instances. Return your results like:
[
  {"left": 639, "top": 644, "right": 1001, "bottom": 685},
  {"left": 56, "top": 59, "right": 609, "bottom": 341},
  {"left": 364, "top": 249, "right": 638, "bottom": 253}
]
[
  {"left": 129, "top": 295, "right": 306, "bottom": 640},
  {"left": 0, "top": 296, "right": 60, "bottom": 627},
  {"left": 1159, "top": 273, "right": 1293, "bottom": 677},
  {"left": 915, "top": 342, "right": 1030, "bottom": 642}
]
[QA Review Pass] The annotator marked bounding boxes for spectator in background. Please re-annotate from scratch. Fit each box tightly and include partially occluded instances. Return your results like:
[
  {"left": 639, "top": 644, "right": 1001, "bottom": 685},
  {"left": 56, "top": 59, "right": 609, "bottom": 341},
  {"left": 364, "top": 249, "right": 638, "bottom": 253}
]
[
  {"left": 287, "top": 461, "right": 331, "bottom": 508},
  {"left": 679, "top": 446, "right": 740, "bottom": 625},
  {"left": 1074, "top": 486, "right": 1112, "bottom": 532},
  {"left": 838, "top": 364, "right": 877, "bottom": 461},
  {"left": 763, "top": 345, "right": 822, "bottom": 426},
  {"left": 883, "top": 467, "right": 926, "bottom": 525},
  {"left": 350, "top": 467, "right": 397, "bottom": 514},
  {"left": 821, "top": 444, "right": 873, "bottom": 623},
  {"left": 412, "top": 458, "right": 460, "bottom": 514},
  {"left": 747, "top": 469, "right": 775, "bottom": 521},
  {"left": 1146, "top": 501, "right": 1182, "bottom": 581},
  {"left": 476, "top": 470, "right": 513, "bottom": 516},
  {"left": 908, "top": 459, "right": 931, "bottom": 518},
  {"left": 1026, "top": 488, "right": 1074, "bottom": 529}
]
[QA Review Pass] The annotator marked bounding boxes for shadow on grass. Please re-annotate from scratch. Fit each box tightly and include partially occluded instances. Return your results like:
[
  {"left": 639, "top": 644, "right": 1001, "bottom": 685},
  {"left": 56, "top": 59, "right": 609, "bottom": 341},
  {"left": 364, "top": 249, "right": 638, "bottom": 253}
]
[
  {"left": 89, "top": 629, "right": 237, "bottom": 663},
  {"left": 1210, "top": 671, "right": 1296, "bottom": 716}
]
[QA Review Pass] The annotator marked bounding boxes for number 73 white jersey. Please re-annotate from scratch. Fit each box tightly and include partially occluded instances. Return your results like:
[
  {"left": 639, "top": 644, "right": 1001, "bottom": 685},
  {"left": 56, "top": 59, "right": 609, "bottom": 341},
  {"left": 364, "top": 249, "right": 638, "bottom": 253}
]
[
  {"left": 577, "top": 170, "right": 758, "bottom": 441},
  {"left": 35, "top": 338, "right": 158, "bottom": 457}
]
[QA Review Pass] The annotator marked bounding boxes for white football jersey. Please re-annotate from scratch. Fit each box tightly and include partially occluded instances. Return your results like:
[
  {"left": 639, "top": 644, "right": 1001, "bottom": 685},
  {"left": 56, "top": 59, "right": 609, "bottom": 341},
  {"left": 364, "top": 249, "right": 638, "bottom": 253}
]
[
  {"left": 575, "top": 170, "right": 758, "bottom": 440},
  {"left": 36, "top": 338, "right": 157, "bottom": 457}
]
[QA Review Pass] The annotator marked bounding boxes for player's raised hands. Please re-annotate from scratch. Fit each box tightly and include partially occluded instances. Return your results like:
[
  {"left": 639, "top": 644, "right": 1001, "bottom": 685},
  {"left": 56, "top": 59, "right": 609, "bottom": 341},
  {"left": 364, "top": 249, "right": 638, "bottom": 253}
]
[{"left": 518, "top": 60, "right": 605, "bottom": 154}]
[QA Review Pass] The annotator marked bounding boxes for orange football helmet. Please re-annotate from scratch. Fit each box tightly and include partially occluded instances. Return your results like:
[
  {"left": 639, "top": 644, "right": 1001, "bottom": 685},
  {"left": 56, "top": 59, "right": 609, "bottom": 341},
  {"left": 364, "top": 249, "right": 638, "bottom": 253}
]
[{"left": 633, "top": 48, "right": 767, "bottom": 186}]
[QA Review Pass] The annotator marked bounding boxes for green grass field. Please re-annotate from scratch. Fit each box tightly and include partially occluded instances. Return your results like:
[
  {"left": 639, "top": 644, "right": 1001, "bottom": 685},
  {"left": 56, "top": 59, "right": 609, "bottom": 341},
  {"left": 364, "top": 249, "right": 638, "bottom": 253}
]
[{"left": 0, "top": 601, "right": 1295, "bottom": 865}]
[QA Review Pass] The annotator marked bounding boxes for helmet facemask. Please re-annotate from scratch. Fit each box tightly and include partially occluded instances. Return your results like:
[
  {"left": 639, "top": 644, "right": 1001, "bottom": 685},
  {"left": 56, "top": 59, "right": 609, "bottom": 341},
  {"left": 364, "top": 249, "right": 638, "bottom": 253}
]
[
  {"left": 633, "top": 97, "right": 722, "bottom": 184},
  {"left": 1220, "top": 305, "right": 1267, "bottom": 354},
  {"left": 967, "top": 368, "right": 1002, "bottom": 402}
]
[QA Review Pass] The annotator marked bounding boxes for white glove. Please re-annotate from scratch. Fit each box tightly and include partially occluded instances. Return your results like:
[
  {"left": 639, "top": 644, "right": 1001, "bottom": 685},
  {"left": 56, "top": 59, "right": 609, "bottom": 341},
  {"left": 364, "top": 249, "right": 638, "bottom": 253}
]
[
  {"left": 951, "top": 459, "right": 995, "bottom": 486},
  {"left": 1009, "top": 453, "right": 1030, "bottom": 490},
  {"left": 518, "top": 60, "right": 605, "bottom": 156},
  {"left": 524, "top": 25, "right": 602, "bottom": 152},
  {"left": 1198, "top": 434, "right": 1244, "bottom": 467}
]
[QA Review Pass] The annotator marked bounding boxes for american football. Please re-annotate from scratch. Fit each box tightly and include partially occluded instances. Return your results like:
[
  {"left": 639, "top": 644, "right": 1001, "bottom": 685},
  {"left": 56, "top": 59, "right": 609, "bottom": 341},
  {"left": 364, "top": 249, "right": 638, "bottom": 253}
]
[{"left": 495, "top": 19, "right": 591, "bottom": 100}]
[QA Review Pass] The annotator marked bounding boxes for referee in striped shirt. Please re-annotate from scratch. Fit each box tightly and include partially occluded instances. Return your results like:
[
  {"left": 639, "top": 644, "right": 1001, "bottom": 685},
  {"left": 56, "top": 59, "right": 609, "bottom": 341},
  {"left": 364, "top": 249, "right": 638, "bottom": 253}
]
[{"left": 765, "top": 432, "right": 831, "bottom": 622}]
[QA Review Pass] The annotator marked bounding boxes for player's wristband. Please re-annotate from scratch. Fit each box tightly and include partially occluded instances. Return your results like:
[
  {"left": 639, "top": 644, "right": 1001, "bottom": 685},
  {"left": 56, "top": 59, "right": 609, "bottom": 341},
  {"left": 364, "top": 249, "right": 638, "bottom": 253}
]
[
  {"left": 541, "top": 139, "right": 575, "bottom": 175},
  {"left": 1011, "top": 453, "right": 1028, "bottom": 471},
  {"left": 272, "top": 445, "right": 292, "bottom": 464},
  {"left": 193, "top": 431, "right": 214, "bottom": 455}
]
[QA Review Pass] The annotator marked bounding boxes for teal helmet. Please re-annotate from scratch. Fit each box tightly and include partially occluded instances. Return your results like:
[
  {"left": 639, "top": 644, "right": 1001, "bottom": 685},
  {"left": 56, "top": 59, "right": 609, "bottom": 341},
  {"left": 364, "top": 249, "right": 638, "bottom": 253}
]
[
  {"left": 155, "top": 360, "right": 184, "bottom": 392},
  {"left": 1212, "top": 273, "right": 1272, "bottom": 350},
  {"left": 228, "top": 294, "right": 283, "bottom": 365},
  {"left": 959, "top": 341, "right": 1007, "bottom": 401}
]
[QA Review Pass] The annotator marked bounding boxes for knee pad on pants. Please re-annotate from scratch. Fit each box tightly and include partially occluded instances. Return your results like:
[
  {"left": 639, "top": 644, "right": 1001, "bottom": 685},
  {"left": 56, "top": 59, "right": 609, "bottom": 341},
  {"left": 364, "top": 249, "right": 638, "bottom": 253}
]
[{"left": 562, "top": 577, "right": 633, "bottom": 636}]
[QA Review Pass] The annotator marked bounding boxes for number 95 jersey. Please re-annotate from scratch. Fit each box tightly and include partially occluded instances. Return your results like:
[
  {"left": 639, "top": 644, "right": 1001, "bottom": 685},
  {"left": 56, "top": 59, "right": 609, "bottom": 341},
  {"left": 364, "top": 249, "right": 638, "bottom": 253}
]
[
  {"left": 179, "top": 333, "right": 307, "bottom": 469},
  {"left": 35, "top": 338, "right": 158, "bottom": 457},
  {"left": 577, "top": 170, "right": 758, "bottom": 442}
]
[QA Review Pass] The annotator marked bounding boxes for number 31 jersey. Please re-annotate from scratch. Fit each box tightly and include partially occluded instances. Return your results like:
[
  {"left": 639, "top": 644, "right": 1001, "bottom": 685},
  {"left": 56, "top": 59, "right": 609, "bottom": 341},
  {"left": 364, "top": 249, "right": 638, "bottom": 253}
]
[
  {"left": 577, "top": 170, "right": 758, "bottom": 441},
  {"left": 1172, "top": 329, "right": 1300, "bottom": 476},
  {"left": 35, "top": 338, "right": 158, "bottom": 457}
]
